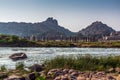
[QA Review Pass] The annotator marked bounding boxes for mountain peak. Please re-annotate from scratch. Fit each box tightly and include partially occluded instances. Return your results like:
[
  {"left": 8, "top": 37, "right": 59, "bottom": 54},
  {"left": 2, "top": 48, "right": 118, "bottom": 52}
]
[
  {"left": 45, "top": 17, "right": 58, "bottom": 25},
  {"left": 91, "top": 21, "right": 104, "bottom": 26},
  {"left": 79, "top": 21, "right": 115, "bottom": 37}
]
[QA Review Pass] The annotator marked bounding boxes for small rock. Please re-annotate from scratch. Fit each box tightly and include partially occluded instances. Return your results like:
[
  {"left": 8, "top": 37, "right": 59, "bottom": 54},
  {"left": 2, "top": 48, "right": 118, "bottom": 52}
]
[
  {"left": 70, "top": 71, "right": 79, "bottom": 77},
  {"left": 108, "top": 68, "right": 115, "bottom": 73},
  {"left": 54, "top": 76, "right": 61, "bottom": 80},
  {"left": 77, "top": 76, "right": 86, "bottom": 80},
  {"left": 61, "top": 76, "right": 69, "bottom": 80},
  {"left": 107, "top": 76, "right": 116, "bottom": 80},
  {"left": 68, "top": 69, "right": 74, "bottom": 74},
  {"left": 63, "top": 69, "right": 69, "bottom": 74},
  {"left": 115, "top": 67, "right": 120, "bottom": 73}
]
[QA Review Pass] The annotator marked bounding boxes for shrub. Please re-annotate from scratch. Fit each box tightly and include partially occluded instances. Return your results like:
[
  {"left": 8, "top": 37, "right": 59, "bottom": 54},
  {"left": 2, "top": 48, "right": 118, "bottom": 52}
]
[
  {"left": 16, "top": 62, "right": 24, "bottom": 70},
  {"left": 36, "top": 76, "right": 46, "bottom": 80},
  {"left": 0, "top": 65, "right": 7, "bottom": 72}
]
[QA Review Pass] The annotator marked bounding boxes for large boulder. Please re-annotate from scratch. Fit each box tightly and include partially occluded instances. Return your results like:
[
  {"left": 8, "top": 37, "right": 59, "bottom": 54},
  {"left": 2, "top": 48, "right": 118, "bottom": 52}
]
[
  {"left": 9, "top": 53, "right": 27, "bottom": 61},
  {"left": 29, "top": 64, "right": 44, "bottom": 72}
]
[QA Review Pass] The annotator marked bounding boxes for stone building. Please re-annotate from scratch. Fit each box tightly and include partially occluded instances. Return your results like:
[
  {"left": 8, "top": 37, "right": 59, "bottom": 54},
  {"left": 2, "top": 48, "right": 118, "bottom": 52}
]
[{"left": 103, "top": 31, "right": 120, "bottom": 41}]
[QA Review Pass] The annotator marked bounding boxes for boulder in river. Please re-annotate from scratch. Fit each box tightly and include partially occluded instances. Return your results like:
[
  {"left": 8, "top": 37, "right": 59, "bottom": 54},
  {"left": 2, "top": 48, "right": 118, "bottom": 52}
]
[{"left": 9, "top": 53, "right": 27, "bottom": 61}]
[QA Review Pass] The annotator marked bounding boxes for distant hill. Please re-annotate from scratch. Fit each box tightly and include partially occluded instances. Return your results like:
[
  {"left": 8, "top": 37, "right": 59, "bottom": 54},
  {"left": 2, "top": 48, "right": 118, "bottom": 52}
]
[
  {"left": 78, "top": 21, "right": 115, "bottom": 38},
  {"left": 0, "top": 17, "right": 74, "bottom": 39}
]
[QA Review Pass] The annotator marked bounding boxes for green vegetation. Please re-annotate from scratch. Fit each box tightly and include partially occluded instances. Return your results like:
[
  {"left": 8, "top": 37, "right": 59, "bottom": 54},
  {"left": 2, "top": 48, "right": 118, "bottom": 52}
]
[
  {"left": 35, "top": 71, "right": 46, "bottom": 80},
  {"left": 0, "top": 65, "right": 7, "bottom": 72},
  {"left": 15, "top": 62, "right": 25, "bottom": 70},
  {"left": 36, "top": 76, "right": 46, "bottom": 80},
  {"left": 9, "top": 62, "right": 29, "bottom": 76},
  {"left": 78, "top": 41, "right": 120, "bottom": 47},
  {"left": 36, "top": 40, "right": 120, "bottom": 47},
  {"left": 44, "top": 54, "right": 120, "bottom": 71},
  {"left": 0, "top": 34, "right": 19, "bottom": 43},
  {"left": 36, "top": 41, "right": 76, "bottom": 47},
  {"left": 0, "top": 34, "right": 39, "bottom": 47},
  {"left": 0, "top": 34, "right": 120, "bottom": 47}
]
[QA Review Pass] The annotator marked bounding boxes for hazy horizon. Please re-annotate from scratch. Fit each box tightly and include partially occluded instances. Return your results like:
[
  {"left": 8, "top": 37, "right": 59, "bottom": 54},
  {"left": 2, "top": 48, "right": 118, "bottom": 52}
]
[{"left": 0, "top": 0, "right": 120, "bottom": 32}]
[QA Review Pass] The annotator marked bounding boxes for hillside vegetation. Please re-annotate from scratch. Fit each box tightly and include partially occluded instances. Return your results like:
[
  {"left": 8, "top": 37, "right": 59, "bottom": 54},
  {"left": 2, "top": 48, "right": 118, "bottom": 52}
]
[
  {"left": 36, "top": 41, "right": 120, "bottom": 48},
  {"left": 0, "top": 34, "right": 39, "bottom": 47},
  {"left": 0, "top": 34, "right": 120, "bottom": 47}
]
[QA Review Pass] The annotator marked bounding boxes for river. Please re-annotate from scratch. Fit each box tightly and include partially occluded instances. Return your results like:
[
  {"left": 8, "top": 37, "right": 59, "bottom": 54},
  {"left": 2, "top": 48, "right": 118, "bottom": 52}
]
[{"left": 0, "top": 47, "right": 120, "bottom": 69}]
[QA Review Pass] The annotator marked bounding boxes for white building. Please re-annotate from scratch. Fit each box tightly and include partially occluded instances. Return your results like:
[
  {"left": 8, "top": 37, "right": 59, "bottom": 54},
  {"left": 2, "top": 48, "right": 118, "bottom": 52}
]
[{"left": 103, "top": 31, "right": 120, "bottom": 41}]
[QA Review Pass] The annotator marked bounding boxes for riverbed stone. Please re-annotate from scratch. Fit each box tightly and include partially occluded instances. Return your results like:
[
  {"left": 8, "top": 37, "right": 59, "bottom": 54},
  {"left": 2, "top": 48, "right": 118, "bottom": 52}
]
[{"left": 9, "top": 53, "right": 27, "bottom": 61}]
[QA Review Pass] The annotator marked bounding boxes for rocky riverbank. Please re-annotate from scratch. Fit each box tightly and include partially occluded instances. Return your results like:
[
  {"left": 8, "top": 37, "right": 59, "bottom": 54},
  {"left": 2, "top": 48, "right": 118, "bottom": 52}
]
[
  {"left": 1, "top": 65, "right": 120, "bottom": 80},
  {"left": 47, "top": 68, "right": 120, "bottom": 80},
  {"left": 1, "top": 52, "right": 120, "bottom": 80}
]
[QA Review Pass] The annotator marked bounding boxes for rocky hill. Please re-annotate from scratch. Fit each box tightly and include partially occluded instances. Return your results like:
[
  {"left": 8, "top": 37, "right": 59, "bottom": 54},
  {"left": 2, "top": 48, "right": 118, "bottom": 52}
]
[
  {"left": 78, "top": 21, "right": 115, "bottom": 37},
  {"left": 0, "top": 17, "right": 74, "bottom": 39}
]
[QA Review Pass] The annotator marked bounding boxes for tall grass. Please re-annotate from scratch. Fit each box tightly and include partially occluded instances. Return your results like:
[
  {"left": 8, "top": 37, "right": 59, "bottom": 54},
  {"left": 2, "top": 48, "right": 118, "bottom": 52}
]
[
  {"left": 15, "top": 62, "right": 24, "bottom": 70},
  {"left": 44, "top": 54, "right": 120, "bottom": 71},
  {"left": 0, "top": 65, "right": 7, "bottom": 72}
]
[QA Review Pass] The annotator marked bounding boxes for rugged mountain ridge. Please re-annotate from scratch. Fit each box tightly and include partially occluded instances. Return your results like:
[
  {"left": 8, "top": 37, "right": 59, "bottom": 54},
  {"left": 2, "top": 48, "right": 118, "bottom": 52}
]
[
  {"left": 0, "top": 18, "right": 116, "bottom": 39},
  {"left": 0, "top": 17, "right": 74, "bottom": 39}
]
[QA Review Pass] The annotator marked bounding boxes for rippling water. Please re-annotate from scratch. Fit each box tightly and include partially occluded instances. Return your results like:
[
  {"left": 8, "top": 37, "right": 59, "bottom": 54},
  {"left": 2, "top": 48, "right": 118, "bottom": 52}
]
[{"left": 0, "top": 47, "right": 120, "bottom": 69}]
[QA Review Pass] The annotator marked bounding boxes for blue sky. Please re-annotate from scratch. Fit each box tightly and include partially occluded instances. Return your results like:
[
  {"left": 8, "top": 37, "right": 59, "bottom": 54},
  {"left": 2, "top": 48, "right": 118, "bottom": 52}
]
[{"left": 0, "top": 0, "right": 120, "bottom": 32}]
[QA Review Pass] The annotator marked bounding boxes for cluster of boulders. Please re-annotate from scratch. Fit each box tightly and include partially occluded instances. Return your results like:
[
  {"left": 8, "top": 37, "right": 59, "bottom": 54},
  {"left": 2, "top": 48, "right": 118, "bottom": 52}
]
[
  {"left": 47, "top": 68, "right": 119, "bottom": 80},
  {"left": 0, "top": 64, "right": 44, "bottom": 80},
  {"left": 3, "top": 72, "right": 40, "bottom": 80},
  {"left": 1, "top": 67, "right": 120, "bottom": 80}
]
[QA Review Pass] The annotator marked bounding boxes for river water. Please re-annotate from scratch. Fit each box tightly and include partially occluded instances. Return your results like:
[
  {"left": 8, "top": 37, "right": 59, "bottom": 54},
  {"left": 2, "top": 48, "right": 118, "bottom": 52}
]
[{"left": 0, "top": 47, "right": 120, "bottom": 69}]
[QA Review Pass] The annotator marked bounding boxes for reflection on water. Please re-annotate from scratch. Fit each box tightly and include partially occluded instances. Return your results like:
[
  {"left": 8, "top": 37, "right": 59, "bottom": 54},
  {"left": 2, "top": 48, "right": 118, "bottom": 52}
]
[{"left": 0, "top": 47, "right": 120, "bottom": 69}]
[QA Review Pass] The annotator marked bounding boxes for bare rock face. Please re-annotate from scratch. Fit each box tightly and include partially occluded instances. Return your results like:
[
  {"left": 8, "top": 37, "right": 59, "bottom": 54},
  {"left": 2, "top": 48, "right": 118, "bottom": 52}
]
[{"left": 9, "top": 53, "right": 27, "bottom": 61}]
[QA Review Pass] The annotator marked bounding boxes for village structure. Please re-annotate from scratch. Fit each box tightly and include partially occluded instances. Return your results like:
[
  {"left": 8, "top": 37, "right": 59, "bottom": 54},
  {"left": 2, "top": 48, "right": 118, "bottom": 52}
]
[
  {"left": 23, "top": 31, "right": 120, "bottom": 42},
  {"left": 103, "top": 31, "right": 120, "bottom": 41}
]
